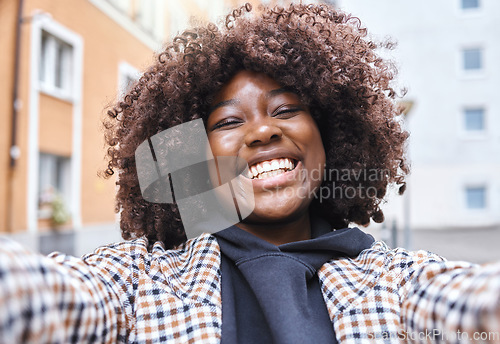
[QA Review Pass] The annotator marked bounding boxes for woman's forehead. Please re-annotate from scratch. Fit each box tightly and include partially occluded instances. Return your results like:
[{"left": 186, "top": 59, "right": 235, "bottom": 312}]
[
  {"left": 211, "top": 70, "right": 304, "bottom": 108},
  {"left": 214, "top": 71, "right": 280, "bottom": 99}
]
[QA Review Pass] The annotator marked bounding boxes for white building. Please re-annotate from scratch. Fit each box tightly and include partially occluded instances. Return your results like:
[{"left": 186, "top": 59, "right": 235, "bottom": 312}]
[{"left": 335, "top": 0, "right": 500, "bottom": 234}]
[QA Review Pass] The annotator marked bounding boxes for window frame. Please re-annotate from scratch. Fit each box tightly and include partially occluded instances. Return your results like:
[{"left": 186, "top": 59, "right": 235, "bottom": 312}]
[
  {"left": 37, "top": 19, "right": 82, "bottom": 102},
  {"left": 118, "top": 61, "right": 140, "bottom": 97},
  {"left": 39, "top": 31, "right": 74, "bottom": 98}
]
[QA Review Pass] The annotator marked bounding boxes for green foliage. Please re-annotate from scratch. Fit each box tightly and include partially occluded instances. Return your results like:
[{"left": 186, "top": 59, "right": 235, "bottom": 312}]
[{"left": 51, "top": 195, "right": 70, "bottom": 226}]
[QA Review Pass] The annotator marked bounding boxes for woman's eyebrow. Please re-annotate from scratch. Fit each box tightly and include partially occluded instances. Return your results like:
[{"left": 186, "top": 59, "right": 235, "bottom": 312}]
[
  {"left": 209, "top": 87, "right": 296, "bottom": 114},
  {"left": 209, "top": 99, "right": 240, "bottom": 114},
  {"left": 266, "top": 87, "right": 295, "bottom": 98}
]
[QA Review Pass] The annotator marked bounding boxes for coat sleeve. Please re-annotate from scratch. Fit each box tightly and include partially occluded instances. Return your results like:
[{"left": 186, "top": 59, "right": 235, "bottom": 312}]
[
  {"left": 0, "top": 237, "right": 132, "bottom": 343},
  {"left": 398, "top": 248, "right": 500, "bottom": 343}
]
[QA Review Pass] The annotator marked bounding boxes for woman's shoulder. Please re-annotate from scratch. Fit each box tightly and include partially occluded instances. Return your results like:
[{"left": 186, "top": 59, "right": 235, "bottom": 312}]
[
  {"left": 358, "top": 240, "right": 448, "bottom": 266},
  {"left": 76, "top": 232, "right": 221, "bottom": 275},
  {"left": 81, "top": 232, "right": 215, "bottom": 256},
  {"left": 349, "top": 240, "right": 478, "bottom": 275},
  {"left": 320, "top": 240, "right": 475, "bottom": 287}
]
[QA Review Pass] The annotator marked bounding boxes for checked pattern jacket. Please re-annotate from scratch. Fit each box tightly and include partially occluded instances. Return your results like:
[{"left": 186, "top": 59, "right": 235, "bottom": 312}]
[{"left": 1, "top": 232, "right": 500, "bottom": 343}]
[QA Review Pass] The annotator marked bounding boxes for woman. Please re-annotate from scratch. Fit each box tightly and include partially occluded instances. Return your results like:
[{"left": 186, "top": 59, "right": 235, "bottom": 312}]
[{"left": 1, "top": 3, "right": 499, "bottom": 343}]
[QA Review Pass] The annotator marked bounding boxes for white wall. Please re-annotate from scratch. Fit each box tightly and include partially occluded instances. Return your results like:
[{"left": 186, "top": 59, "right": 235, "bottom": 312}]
[{"left": 336, "top": 0, "right": 500, "bottom": 230}]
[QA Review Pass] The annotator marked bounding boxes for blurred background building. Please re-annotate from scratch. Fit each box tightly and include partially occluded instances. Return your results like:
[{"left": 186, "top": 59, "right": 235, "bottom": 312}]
[
  {"left": 336, "top": 0, "right": 500, "bottom": 262},
  {"left": 1, "top": 0, "right": 167, "bottom": 256},
  {"left": 1, "top": 0, "right": 499, "bottom": 262}
]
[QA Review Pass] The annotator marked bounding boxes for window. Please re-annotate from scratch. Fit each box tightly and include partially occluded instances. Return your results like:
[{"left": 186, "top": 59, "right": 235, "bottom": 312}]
[
  {"left": 194, "top": 0, "right": 208, "bottom": 10},
  {"left": 38, "top": 153, "right": 71, "bottom": 218},
  {"left": 122, "top": 75, "right": 136, "bottom": 93},
  {"left": 461, "top": 0, "right": 480, "bottom": 9},
  {"left": 168, "top": 2, "right": 189, "bottom": 38},
  {"left": 105, "top": 0, "right": 131, "bottom": 14},
  {"left": 465, "top": 186, "right": 486, "bottom": 209},
  {"left": 462, "top": 48, "right": 482, "bottom": 71},
  {"left": 136, "top": 0, "right": 156, "bottom": 35},
  {"left": 464, "top": 108, "right": 485, "bottom": 131},
  {"left": 40, "top": 31, "right": 74, "bottom": 96},
  {"left": 118, "top": 62, "right": 140, "bottom": 96}
]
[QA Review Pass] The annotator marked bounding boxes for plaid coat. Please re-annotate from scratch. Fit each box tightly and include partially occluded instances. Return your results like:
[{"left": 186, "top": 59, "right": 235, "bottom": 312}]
[{"left": 1, "top": 233, "right": 499, "bottom": 343}]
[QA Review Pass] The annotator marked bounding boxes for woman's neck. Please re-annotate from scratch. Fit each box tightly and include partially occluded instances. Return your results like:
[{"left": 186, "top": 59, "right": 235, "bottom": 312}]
[{"left": 236, "top": 212, "right": 311, "bottom": 246}]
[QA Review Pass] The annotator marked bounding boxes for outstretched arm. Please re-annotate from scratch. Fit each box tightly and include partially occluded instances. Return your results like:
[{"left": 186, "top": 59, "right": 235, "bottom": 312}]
[
  {"left": 0, "top": 237, "right": 129, "bottom": 343},
  {"left": 401, "top": 253, "right": 500, "bottom": 343}
]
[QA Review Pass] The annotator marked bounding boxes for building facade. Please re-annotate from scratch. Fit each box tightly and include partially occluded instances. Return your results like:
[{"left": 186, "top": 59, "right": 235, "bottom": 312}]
[
  {"left": 1, "top": 0, "right": 173, "bottom": 255},
  {"left": 1, "top": 0, "right": 258, "bottom": 255},
  {"left": 336, "top": 0, "right": 500, "bottom": 237}
]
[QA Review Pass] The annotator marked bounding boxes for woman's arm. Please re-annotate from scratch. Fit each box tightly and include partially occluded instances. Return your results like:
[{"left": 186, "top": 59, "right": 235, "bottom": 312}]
[
  {"left": 0, "top": 237, "right": 130, "bottom": 343},
  {"left": 400, "top": 252, "right": 500, "bottom": 343}
]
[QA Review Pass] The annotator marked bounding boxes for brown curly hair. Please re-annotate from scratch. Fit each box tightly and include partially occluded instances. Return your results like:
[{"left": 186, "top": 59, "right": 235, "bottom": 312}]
[{"left": 103, "top": 3, "right": 409, "bottom": 248}]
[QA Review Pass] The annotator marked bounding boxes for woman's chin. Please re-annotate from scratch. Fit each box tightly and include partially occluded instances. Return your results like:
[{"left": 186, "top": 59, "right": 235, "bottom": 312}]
[{"left": 241, "top": 200, "right": 310, "bottom": 225}]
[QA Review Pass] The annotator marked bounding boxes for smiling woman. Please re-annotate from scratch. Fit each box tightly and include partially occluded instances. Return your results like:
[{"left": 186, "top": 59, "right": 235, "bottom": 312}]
[
  {"left": 103, "top": 2, "right": 409, "bottom": 248},
  {"left": 1, "top": 2, "right": 500, "bottom": 344}
]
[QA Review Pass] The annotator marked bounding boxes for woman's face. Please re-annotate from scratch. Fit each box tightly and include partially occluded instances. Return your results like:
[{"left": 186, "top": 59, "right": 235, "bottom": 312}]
[{"left": 207, "top": 70, "right": 326, "bottom": 225}]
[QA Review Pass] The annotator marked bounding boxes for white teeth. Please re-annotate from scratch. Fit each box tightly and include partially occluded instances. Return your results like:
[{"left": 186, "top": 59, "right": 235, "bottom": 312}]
[
  {"left": 247, "top": 158, "right": 296, "bottom": 179},
  {"left": 258, "top": 170, "right": 285, "bottom": 179},
  {"left": 251, "top": 166, "right": 258, "bottom": 177},
  {"left": 262, "top": 161, "right": 271, "bottom": 173},
  {"left": 271, "top": 160, "right": 280, "bottom": 171}
]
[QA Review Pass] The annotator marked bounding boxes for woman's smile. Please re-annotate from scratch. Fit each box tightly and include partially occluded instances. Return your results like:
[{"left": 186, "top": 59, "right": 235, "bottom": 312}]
[{"left": 245, "top": 157, "right": 296, "bottom": 180}]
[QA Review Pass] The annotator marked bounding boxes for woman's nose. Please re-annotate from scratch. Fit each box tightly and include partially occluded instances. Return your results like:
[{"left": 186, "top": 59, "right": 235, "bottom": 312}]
[{"left": 244, "top": 118, "right": 283, "bottom": 147}]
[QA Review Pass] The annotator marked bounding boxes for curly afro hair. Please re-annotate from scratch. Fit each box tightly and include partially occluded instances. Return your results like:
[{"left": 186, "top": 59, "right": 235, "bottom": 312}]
[{"left": 103, "top": 3, "right": 409, "bottom": 248}]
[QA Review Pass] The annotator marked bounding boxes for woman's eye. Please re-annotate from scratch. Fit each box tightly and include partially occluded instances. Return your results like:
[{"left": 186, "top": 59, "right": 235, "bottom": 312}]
[
  {"left": 272, "top": 105, "right": 305, "bottom": 119},
  {"left": 211, "top": 118, "right": 243, "bottom": 130}
]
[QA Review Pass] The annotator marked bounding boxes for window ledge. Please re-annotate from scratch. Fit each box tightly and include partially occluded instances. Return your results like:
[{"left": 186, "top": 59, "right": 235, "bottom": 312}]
[
  {"left": 457, "top": 9, "right": 484, "bottom": 17},
  {"left": 457, "top": 71, "right": 486, "bottom": 80},
  {"left": 39, "top": 83, "right": 75, "bottom": 103},
  {"left": 459, "top": 132, "right": 488, "bottom": 140},
  {"left": 464, "top": 207, "right": 488, "bottom": 212}
]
